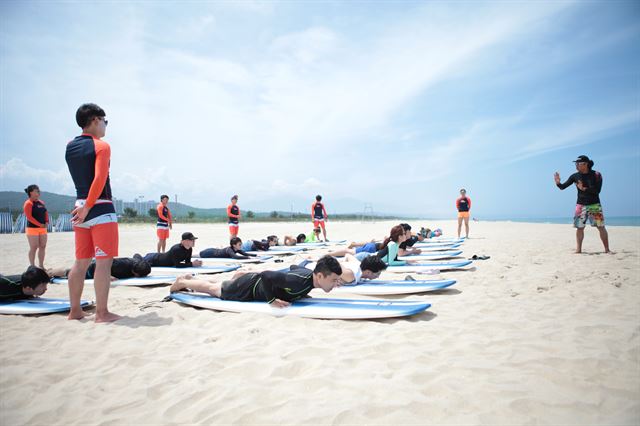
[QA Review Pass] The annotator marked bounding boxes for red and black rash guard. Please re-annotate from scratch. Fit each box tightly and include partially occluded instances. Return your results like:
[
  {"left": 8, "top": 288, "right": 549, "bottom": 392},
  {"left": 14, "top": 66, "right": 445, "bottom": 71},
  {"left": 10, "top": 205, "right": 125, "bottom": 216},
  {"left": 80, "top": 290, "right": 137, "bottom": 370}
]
[
  {"left": 23, "top": 199, "right": 48, "bottom": 228},
  {"left": 65, "top": 134, "right": 115, "bottom": 221},
  {"left": 557, "top": 170, "right": 602, "bottom": 205},
  {"left": 456, "top": 197, "right": 471, "bottom": 212},
  {"left": 157, "top": 203, "right": 172, "bottom": 228},
  {"left": 227, "top": 204, "right": 240, "bottom": 224},
  {"left": 312, "top": 201, "right": 327, "bottom": 219}
]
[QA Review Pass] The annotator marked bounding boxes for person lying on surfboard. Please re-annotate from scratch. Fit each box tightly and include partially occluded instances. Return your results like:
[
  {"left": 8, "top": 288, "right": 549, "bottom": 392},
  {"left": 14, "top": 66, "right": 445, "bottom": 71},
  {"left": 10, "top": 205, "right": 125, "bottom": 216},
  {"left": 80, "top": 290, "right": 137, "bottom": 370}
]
[
  {"left": 293, "top": 255, "right": 388, "bottom": 285},
  {"left": 0, "top": 266, "right": 50, "bottom": 300},
  {"left": 169, "top": 255, "right": 342, "bottom": 308},
  {"left": 198, "top": 237, "right": 257, "bottom": 260},
  {"left": 139, "top": 232, "right": 203, "bottom": 268},
  {"left": 240, "top": 235, "right": 279, "bottom": 252},
  {"left": 375, "top": 225, "right": 409, "bottom": 266},
  {"left": 47, "top": 257, "right": 152, "bottom": 281}
]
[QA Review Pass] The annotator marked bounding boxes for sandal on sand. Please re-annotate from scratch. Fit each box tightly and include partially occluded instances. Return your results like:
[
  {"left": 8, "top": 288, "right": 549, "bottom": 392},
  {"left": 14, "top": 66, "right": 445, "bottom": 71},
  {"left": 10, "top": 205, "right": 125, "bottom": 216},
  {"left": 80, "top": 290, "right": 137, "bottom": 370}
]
[{"left": 470, "top": 255, "right": 490, "bottom": 260}]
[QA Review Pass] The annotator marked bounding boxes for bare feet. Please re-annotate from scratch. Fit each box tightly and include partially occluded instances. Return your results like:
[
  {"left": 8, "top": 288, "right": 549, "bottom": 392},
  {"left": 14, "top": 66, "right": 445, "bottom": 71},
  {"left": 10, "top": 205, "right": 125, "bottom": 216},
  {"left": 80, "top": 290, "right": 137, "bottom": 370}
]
[
  {"left": 68, "top": 310, "right": 92, "bottom": 320},
  {"left": 170, "top": 276, "right": 190, "bottom": 293},
  {"left": 95, "top": 311, "right": 122, "bottom": 323}
]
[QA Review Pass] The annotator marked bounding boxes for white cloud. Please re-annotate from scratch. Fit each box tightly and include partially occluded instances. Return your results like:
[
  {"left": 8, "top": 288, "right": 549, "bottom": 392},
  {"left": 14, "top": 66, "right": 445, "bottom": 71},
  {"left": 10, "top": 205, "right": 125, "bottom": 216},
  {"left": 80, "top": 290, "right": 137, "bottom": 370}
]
[{"left": 0, "top": 158, "right": 74, "bottom": 193}]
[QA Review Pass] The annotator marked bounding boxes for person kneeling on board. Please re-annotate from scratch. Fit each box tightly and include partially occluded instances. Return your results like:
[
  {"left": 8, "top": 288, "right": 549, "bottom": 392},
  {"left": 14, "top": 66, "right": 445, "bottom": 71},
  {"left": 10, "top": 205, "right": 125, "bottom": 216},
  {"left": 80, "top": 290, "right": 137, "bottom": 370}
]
[
  {"left": 138, "top": 232, "right": 202, "bottom": 268},
  {"left": 0, "top": 266, "right": 50, "bottom": 300},
  {"left": 169, "top": 255, "right": 342, "bottom": 308},
  {"left": 199, "top": 237, "right": 257, "bottom": 260},
  {"left": 48, "top": 257, "right": 151, "bottom": 281}
]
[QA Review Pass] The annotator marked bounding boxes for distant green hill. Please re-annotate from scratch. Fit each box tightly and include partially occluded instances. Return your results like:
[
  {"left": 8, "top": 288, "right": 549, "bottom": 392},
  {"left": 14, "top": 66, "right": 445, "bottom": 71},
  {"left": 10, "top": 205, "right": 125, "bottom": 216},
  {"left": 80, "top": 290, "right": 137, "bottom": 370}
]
[
  {"left": 0, "top": 191, "right": 76, "bottom": 214},
  {"left": 0, "top": 191, "right": 276, "bottom": 218}
]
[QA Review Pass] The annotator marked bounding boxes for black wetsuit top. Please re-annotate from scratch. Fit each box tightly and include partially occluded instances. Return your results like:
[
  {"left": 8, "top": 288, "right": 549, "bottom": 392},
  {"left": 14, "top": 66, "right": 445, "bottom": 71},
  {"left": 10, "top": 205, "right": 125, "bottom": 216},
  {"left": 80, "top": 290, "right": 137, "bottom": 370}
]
[
  {"left": 152, "top": 244, "right": 193, "bottom": 267},
  {"left": 313, "top": 202, "right": 325, "bottom": 219},
  {"left": 399, "top": 236, "right": 419, "bottom": 250},
  {"left": 0, "top": 275, "right": 27, "bottom": 300},
  {"left": 26, "top": 200, "right": 48, "bottom": 228},
  {"left": 557, "top": 170, "right": 602, "bottom": 205},
  {"left": 253, "top": 269, "right": 314, "bottom": 303},
  {"left": 86, "top": 257, "right": 143, "bottom": 279},
  {"left": 457, "top": 197, "right": 470, "bottom": 212},
  {"left": 251, "top": 240, "right": 271, "bottom": 251},
  {"left": 198, "top": 247, "right": 254, "bottom": 259},
  {"left": 228, "top": 205, "right": 240, "bottom": 224}
]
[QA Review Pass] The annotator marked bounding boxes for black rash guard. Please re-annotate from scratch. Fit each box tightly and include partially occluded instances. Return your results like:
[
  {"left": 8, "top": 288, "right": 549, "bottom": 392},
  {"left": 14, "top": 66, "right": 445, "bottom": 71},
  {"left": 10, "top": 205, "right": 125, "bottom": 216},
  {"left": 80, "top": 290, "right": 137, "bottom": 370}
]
[
  {"left": 86, "top": 257, "right": 145, "bottom": 279},
  {"left": 557, "top": 170, "right": 603, "bottom": 205},
  {"left": 198, "top": 247, "right": 255, "bottom": 259},
  {"left": 152, "top": 244, "right": 193, "bottom": 267},
  {"left": 251, "top": 240, "right": 271, "bottom": 251},
  {"left": 0, "top": 275, "right": 27, "bottom": 300},
  {"left": 399, "top": 236, "right": 419, "bottom": 250},
  {"left": 253, "top": 269, "right": 314, "bottom": 303}
]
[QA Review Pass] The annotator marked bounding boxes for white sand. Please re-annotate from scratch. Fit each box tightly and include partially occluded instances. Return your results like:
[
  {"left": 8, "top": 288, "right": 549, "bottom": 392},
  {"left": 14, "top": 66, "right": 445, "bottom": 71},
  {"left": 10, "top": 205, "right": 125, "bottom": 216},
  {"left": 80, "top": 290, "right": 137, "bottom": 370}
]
[{"left": 1, "top": 220, "right": 638, "bottom": 425}]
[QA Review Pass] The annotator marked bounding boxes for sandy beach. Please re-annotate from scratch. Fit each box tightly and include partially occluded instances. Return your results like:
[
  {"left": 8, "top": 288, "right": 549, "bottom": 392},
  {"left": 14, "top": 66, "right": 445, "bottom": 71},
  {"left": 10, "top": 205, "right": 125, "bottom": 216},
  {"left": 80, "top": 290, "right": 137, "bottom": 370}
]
[{"left": 0, "top": 219, "right": 638, "bottom": 425}]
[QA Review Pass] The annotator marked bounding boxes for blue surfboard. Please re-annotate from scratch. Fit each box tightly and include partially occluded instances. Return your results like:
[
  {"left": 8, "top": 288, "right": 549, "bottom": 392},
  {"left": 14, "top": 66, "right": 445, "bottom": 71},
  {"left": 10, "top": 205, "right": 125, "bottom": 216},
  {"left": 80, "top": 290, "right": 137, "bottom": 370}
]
[
  {"left": 386, "top": 260, "right": 472, "bottom": 272},
  {"left": 51, "top": 275, "right": 176, "bottom": 286},
  {"left": 170, "top": 292, "right": 430, "bottom": 319},
  {"left": 327, "top": 279, "right": 456, "bottom": 295},
  {"left": 0, "top": 298, "right": 94, "bottom": 315}
]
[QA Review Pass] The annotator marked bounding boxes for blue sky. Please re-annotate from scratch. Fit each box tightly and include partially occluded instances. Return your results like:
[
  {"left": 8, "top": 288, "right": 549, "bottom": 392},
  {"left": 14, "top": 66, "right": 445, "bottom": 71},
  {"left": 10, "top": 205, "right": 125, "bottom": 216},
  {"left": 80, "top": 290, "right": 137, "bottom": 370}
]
[{"left": 0, "top": 1, "right": 638, "bottom": 218}]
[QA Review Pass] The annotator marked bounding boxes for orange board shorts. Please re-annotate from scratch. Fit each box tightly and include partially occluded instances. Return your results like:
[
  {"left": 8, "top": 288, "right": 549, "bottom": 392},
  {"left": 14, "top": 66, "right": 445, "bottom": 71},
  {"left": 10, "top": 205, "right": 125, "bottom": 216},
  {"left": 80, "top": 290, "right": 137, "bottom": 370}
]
[
  {"left": 74, "top": 222, "right": 119, "bottom": 259},
  {"left": 26, "top": 227, "right": 47, "bottom": 236},
  {"left": 157, "top": 228, "right": 170, "bottom": 240},
  {"left": 229, "top": 224, "right": 239, "bottom": 235},
  {"left": 458, "top": 211, "right": 470, "bottom": 219},
  {"left": 313, "top": 219, "right": 326, "bottom": 230}
]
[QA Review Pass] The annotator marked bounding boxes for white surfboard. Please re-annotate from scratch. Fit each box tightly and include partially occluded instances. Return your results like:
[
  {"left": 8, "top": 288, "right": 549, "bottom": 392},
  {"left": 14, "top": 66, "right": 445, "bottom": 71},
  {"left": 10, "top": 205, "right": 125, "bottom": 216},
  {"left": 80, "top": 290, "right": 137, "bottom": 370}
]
[
  {"left": 193, "top": 255, "right": 273, "bottom": 264},
  {"left": 170, "top": 292, "right": 430, "bottom": 319},
  {"left": 295, "top": 242, "right": 329, "bottom": 247},
  {"left": 150, "top": 265, "right": 240, "bottom": 275},
  {"left": 269, "top": 246, "right": 306, "bottom": 252},
  {"left": 317, "top": 279, "right": 457, "bottom": 295},
  {"left": 398, "top": 250, "right": 463, "bottom": 260},
  {"left": 386, "top": 260, "right": 473, "bottom": 273},
  {"left": 247, "top": 250, "right": 301, "bottom": 256},
  {"left": 412, "top": 243, "right": 462, "bottom": 252},
  {"left": 0, "top": 298, "right": 94, "bottom": 315},
  {"left": 51, "top": 275, "right": 176, "bottom": 286}
]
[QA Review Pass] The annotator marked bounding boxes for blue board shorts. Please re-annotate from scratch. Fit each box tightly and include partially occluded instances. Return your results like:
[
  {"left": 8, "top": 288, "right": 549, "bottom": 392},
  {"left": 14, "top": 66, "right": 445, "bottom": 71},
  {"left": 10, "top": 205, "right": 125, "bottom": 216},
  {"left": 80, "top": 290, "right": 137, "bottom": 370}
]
[{"left": 355, "top": 242, "right": 377, "bottom": 254}]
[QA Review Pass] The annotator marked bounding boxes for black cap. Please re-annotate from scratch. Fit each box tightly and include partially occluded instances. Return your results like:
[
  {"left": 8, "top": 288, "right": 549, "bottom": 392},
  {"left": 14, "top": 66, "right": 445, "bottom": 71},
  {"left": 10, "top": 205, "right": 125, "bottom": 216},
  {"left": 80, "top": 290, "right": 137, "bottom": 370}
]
[
  {"left": 181, "top": 232, "right": 198, "bottom": 241},
  {"left": 573, "top": 155, "right": 590, "bottom": 163}
]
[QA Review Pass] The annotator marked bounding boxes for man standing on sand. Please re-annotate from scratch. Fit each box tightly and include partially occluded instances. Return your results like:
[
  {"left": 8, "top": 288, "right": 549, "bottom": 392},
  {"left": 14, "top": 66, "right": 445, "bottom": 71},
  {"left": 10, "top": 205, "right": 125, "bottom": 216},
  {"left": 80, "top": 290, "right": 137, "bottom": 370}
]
[
  {"left": 554, "top": 155, "right": 610, "bottom": 254},
  {"left": 156, "top": 194, "right": 173, "bottom": 253},
  {"left": 311, "top": 194, "right": 328, "bottom": 242},
  {"left": 227, "top": 195, "right": 240, "bottom": 239},
  {"left": 65, "top": 103, "right": 121, "bottom": 322}
]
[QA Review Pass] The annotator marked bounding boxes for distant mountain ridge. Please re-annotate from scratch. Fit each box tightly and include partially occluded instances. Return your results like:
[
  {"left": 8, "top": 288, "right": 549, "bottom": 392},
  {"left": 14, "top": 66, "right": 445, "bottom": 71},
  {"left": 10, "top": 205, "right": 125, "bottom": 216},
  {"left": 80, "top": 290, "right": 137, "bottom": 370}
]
[{"left": 0, "top": 191, "right": 310, "bottom": 218}]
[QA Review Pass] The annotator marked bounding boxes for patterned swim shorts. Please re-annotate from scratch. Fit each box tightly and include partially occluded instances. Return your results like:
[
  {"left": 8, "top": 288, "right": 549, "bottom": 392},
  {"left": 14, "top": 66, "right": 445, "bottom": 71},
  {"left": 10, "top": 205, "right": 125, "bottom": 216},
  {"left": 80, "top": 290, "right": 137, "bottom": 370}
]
[{"left": 574, "top": 203, "right": 605, "bottom": 228}]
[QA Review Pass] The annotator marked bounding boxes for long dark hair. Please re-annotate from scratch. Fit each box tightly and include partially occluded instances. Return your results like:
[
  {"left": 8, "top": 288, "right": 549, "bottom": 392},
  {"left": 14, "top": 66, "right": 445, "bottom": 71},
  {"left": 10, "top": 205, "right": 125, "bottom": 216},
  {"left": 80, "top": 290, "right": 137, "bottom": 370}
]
[{"left": 379, "top": 225, "right": 405, "bottom": 250}]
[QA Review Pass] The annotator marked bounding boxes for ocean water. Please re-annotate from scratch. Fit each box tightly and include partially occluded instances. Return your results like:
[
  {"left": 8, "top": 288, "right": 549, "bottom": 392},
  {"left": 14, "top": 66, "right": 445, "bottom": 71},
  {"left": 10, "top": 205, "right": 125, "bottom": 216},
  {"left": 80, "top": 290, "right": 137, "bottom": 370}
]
[{"left": 483, "top": 216, "right": 640, "bottom": 227}]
